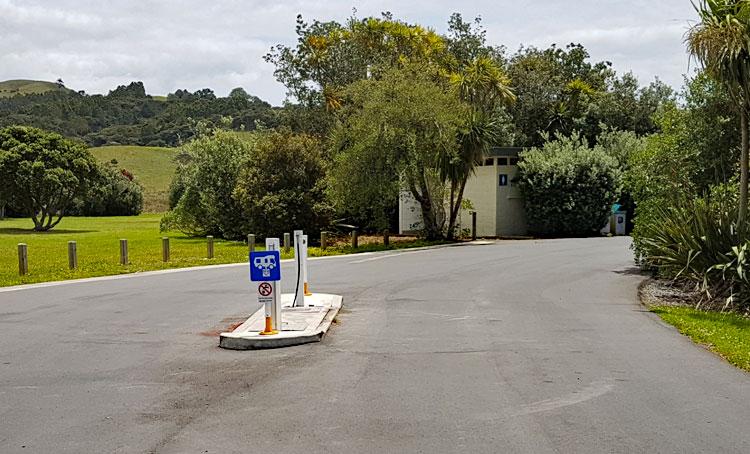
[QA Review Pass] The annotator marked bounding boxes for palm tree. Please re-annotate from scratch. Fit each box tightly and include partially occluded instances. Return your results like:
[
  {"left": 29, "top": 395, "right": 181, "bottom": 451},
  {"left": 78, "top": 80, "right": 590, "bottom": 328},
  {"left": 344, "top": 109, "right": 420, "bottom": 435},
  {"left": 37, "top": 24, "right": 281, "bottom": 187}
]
[
  {"left": 442, "top": 56, "right": 516, "bottom": 239},
  {"left": 687, "top": 0, "right": 750, "bottom": 224}
]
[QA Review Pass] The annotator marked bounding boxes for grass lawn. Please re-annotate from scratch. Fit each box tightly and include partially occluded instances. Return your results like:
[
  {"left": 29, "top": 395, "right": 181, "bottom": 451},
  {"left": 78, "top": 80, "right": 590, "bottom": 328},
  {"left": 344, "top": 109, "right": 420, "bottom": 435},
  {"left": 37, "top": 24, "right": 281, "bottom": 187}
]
[
  {"left": 89, "top": 145, "right": 179, "bottom": 213},
  {"left": 0, "top": 215, "right": 444, "bottom": 287},
  {"left": 652, "top": 306, "right": 750, "bottom": 372}
]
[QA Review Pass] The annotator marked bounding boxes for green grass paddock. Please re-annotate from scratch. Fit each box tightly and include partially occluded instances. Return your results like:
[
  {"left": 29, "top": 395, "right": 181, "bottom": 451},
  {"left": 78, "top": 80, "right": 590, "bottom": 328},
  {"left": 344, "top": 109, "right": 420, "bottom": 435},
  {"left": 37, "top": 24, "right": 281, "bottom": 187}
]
[{"left": 89, "top": 145, "right": 178, "bottom": 213}]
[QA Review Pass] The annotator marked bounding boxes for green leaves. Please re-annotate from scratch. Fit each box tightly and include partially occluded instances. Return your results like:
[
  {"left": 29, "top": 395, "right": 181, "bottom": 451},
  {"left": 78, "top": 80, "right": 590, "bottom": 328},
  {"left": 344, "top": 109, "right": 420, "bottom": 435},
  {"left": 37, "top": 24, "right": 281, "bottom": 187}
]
[
  {"left": 517, "top": 131, "right": 623, "bottom": 236},
  {"left": 0, "top": 126, "right": 98, "bottom": 230}
]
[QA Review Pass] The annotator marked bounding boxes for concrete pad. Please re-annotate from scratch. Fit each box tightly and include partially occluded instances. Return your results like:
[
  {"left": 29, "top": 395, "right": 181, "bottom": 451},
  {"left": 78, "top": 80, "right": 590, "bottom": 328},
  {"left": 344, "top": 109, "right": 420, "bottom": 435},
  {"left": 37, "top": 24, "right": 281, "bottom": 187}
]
[{"left": 219, "top": 293, "right": 343, "bottom": 350}]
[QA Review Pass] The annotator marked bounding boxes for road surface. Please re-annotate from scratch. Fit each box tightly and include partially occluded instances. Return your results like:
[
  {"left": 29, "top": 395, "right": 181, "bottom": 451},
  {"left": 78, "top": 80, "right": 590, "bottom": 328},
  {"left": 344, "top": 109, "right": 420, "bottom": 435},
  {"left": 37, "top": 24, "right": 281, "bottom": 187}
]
[{"left": 1, "top": 237, "right": 748, "bottom": 453}]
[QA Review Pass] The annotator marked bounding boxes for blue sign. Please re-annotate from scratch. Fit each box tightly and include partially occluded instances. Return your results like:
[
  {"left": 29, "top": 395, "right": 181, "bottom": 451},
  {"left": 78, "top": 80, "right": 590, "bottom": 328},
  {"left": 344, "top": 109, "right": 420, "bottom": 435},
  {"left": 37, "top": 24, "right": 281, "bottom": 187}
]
[{"left": 250, "top": 251, "right": 281, "bottom": 281}]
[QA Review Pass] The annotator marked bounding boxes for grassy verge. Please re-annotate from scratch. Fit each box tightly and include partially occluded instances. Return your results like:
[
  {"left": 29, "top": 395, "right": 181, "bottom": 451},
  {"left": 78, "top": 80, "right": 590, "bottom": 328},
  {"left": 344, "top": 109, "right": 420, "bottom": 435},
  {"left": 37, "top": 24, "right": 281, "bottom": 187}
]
[
  {"left": 0, "top": 215, "right": 447, "bottom": 287},
  {"left": 651, "top": 306, "right": 750, "bottom": 372}
]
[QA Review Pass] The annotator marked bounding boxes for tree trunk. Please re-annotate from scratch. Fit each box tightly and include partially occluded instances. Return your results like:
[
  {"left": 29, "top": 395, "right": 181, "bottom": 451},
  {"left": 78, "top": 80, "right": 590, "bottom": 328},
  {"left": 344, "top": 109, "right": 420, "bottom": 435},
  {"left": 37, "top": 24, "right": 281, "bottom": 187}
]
[
  {"left": 741, "top": 108, "right": 749, "bottom": 226},
  {"left": 447, "top": 175, "right": 469, "bottom": 240}
]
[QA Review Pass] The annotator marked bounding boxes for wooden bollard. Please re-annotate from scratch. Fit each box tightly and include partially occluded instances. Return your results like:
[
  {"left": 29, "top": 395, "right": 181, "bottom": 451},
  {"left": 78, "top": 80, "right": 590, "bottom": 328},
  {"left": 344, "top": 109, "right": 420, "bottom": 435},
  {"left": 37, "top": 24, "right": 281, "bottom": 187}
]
[
  {"left": 383, "top": 229, "right": 390, "bottom": 247},
  {"left": 320, "top": 231, "right": 328, "bottom": 250},
  {"left": 120, "top": 239, "right": 128, "bottom": 265},
  {"left": 471, "top": 211, "right": 477, "bottom": 241},
  {"left": 352, "top": 230, "right": 358, "bottom": 249},
  {"left": 247, "top": 234, "right": 256, "bottom": 253},
  {"left": 284, "top": 233, "right": 291, "bottom": 254},
  {"left": 18, "top": 243, "right": 28, "bottom": 276},
  {"left": 162, "top": 237, "right": 170, "bottom": 262},
  {"left": 68, "top": 241, "right": 78, "bottom": 270},
  {"left": 207, "top": 235, "right": 214, "bottom": 259}
]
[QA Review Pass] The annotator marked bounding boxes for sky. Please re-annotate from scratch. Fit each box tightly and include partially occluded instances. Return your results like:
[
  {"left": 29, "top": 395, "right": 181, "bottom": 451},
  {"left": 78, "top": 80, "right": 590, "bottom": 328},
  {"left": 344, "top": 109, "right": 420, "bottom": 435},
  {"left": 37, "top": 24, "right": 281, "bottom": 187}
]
[{"left": 0, "top": 0, "right": 699, "bottom": 106}]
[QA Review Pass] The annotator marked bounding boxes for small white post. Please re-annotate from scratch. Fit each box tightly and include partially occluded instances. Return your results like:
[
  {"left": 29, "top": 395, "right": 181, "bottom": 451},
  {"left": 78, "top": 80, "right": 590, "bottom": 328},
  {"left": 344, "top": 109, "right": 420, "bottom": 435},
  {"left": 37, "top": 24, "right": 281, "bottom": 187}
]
[
  {"left": 293, "top": 230, "right": 305, "bottom": 307},
  {"left": 265, "top": 238, "right": 282, "bottom": 331},
  {"left": 302, "top": 234, "right": 311, "bottom": 296}
]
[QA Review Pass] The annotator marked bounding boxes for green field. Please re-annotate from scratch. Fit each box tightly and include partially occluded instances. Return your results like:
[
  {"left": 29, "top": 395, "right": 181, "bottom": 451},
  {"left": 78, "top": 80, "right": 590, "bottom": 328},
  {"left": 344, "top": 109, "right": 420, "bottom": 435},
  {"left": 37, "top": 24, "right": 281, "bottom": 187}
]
[
  {"left": 89, "top": 145, "right": 179, "bottom": 212},
  {"left": 652, "top": 306, "right": 750, "bottom": 372},
  {"left": 0, "top": 215, "right": 439, "bottom": 287},
  {"left": 0, "top": 79, "right": 65, "bottom": 98}
]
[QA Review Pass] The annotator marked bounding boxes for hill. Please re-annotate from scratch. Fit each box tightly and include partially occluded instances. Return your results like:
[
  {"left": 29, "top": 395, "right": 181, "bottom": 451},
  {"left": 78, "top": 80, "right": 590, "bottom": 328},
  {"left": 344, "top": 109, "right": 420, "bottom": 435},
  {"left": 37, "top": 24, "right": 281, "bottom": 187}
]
[
  {"left": 89, "top": 145, "right": 179, "bottom": 213},
  {"left": 0, "top": 81, "right": 278, "bottom": 146},
  {"left": 0, "top": 79, "right": 66, "bottom": 98}
]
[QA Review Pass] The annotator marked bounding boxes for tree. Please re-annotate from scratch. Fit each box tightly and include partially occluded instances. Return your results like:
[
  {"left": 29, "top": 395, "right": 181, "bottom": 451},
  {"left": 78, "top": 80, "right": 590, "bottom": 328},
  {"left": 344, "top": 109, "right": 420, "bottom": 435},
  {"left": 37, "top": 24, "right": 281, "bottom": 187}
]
[
  {"left": 162, "top": 129, "right": 254, "bottom": 238},
  {"left": 687, "top": 0, "right": 750, "bottom": 224},
  {"left": 0, "top": 126, "right": 98, "bottom": 231},
  {"left": 233, "top": 130, "right": 332, "bottom": 238},
  {"left": 329, "top": 66, "right": 466, "bottom": 239},
  {"left": 444, "top": 56, "right": 516, "bottom": 238}
]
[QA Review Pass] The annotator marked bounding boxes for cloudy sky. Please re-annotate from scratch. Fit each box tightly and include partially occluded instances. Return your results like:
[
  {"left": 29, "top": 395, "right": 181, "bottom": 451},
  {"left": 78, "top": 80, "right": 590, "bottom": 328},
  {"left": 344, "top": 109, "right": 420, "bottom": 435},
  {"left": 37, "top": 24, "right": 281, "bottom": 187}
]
[{"left": 0, "top": 0, "right": 698, "bottom": 106}]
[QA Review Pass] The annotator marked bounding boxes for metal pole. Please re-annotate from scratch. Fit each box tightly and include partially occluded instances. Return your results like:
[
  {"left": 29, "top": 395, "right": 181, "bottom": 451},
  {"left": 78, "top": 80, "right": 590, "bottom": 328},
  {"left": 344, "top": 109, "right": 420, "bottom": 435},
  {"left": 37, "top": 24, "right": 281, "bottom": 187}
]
[
  {"left": 265, "top": 238, "right": 282, "bottom": 331},
  {"left": 247, "top": 234, "right": 256, "bottom": 253},
  {"left": 162, "top": 237, "right": 170, "bottom": 262},
  {"left": 68, "top": 241, "right": 77, "bottom": 270},
  {"left": 302, "top": 234, "right": 311, "bottom": 296},
  {"left": 207, "top": 235, "right": 214, "bottom": 259},
  {"left": 471, "top": 212, "right": 477, "bottom": 241},
  {"left": 120, "top": 239, "right": 128, "bottom": 265},
  {"left": 18, "top": 243, "right": 28, "bottom": 276}
]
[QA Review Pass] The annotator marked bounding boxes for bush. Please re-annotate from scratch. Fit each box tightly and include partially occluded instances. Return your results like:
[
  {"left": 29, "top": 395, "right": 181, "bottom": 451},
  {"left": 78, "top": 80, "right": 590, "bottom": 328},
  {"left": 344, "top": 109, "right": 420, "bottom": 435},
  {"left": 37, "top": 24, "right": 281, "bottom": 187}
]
[
  {"left": 72, "top": 163, "right": 144, "bottom": 216},
  {"left": 233, "top": 130, "right": 332, "bottom": 238},
  {"left": 633, "top": 189, "right": 750, "bottom": 310},
  {"left": 163, "top": 129, "right": 254, "bottom": 239},
  {"left": 518, "top": 132, "right": 622, "bottom": 236}
]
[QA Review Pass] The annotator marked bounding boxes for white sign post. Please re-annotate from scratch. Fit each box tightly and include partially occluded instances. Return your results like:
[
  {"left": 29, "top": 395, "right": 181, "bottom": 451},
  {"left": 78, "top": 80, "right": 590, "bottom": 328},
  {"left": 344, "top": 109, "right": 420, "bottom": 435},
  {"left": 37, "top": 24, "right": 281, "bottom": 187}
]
[
  {"left": 265, "top": 238, "right": 282, "bottom": 331},
  {"left": 293, "top": 230, "right": 305, "bottom": 307}
]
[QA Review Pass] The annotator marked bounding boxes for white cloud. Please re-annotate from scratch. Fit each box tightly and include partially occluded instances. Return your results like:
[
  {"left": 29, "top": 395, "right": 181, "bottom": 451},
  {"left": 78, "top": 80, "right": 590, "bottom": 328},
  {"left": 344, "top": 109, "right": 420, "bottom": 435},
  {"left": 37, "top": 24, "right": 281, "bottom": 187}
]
[{"left": 0, "top": 0, "right": 698, "bottom": 105}]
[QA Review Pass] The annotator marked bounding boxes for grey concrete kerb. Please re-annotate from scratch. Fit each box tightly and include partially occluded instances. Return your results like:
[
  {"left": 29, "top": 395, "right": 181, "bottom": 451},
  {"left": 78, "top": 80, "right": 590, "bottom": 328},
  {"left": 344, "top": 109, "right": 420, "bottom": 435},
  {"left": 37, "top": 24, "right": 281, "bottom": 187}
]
[{"left": 219, "top": 293, "right": 343, "bottom": 350}]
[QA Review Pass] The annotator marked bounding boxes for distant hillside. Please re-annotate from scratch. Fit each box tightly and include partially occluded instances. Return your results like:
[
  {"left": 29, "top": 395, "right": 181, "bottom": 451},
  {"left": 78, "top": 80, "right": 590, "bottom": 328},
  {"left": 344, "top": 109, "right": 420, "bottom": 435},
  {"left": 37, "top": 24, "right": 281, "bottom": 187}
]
[
  {"left": 89, "top": 145, "right": 179, "bottom": 213},
  {"left": 0, "top": 81, "right": 278, "bottom": 147},
  {"left": 0, "top": 79, "right": 67, "bottom": 98}
]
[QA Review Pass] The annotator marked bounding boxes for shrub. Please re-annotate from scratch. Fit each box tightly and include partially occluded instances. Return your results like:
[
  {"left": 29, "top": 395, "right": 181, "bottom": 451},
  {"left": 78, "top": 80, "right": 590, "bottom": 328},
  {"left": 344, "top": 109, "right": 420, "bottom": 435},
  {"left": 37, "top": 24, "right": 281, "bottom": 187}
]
[
  {"left": 518, "top": 132, "right": 622, "bottom": 236},
  {"left": 72, "top": 163, "right": 144, "bottom": 216},
  {"left": 633, "top": 189, "right": 750, "bottom": 310},
  {"left": 163, "top": 129, "right": 254, "bottom": 239},
  {"left": 233, "top": 130, "right": 332, "bottom": 239}
]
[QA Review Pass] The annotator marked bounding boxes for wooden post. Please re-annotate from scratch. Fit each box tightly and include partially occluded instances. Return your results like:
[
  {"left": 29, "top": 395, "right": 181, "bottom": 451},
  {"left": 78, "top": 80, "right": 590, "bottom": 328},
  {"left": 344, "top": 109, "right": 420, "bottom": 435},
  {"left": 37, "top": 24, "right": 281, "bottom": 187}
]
[
  {"left": 18, "top": 243, "right": 28, "bottom": 276},
  {"left": 352, "top": 230, "right": 359, "bottom": 249},
  {"left": 247, "top": 234, "right": 256, "bottom": 253},
  {"left": 68, "top": 241, "right": 78, "bottom": 270},
  {"left": 283, "top": 233, "right": 291, "bottom": 254},
  {"left": 471, "top": 211, "right": 477, "bottom": 241},
  {"left": 207, "top": 235, "right": 214, "bottom": 259},
  {"left": 320, "top": 231, "right": 328, "bottom": 250},
  {"left": 162, "top": 237, "right": 170, "bottom": 262},
  {"left": 120, "top": 239, "right": 128, "bottom": 265},
  {"left": 383, "top": 229, "right": 390, "bottom": 247}
]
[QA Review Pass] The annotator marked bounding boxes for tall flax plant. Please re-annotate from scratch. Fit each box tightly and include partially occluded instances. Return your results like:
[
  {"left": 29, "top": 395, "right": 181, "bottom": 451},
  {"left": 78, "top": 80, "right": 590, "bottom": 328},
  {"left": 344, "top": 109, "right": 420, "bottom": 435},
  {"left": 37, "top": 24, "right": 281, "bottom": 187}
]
[
  {"left": 639, "top": 191, "right": 750, "bottom": 308},
  {"left": 687, "top": 0, "right": 750, "bottom": 224}
]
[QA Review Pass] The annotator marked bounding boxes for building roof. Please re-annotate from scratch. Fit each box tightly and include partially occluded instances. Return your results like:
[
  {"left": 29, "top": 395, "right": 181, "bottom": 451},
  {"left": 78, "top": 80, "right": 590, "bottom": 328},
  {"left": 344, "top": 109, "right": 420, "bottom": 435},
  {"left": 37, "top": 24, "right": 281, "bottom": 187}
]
[{"left": 487, "top": 147, "right": 524, "bottom": 157}]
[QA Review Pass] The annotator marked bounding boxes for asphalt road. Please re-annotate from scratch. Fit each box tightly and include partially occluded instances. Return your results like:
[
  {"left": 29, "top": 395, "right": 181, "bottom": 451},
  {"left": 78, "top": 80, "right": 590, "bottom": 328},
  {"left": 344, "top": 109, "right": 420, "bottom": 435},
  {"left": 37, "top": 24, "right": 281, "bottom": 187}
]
[{"left": 1, "top": 237, "right": 749, "bottom": 453}]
